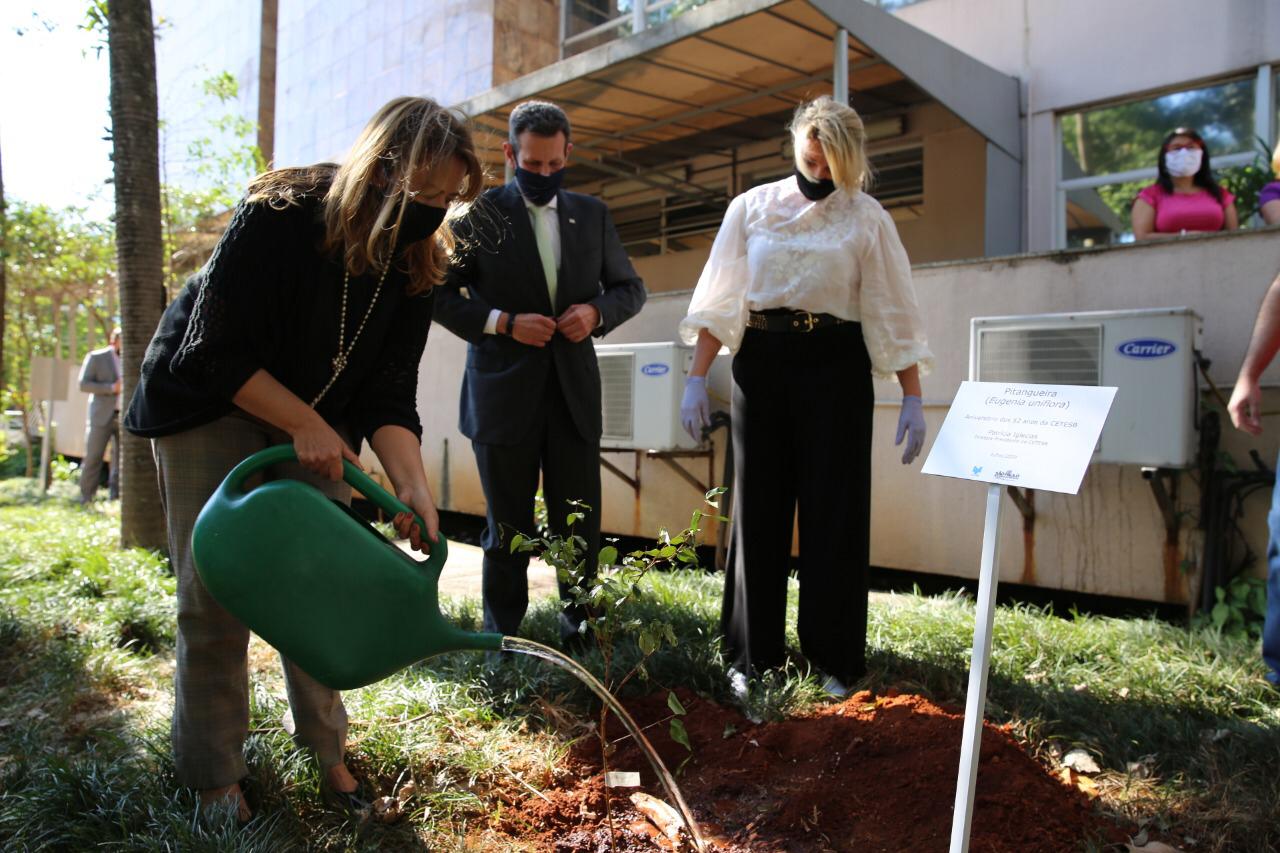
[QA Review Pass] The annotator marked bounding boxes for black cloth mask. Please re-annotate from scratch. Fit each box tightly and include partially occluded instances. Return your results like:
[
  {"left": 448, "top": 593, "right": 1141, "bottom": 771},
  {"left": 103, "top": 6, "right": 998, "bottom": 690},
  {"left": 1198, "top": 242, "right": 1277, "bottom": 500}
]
[
  {"left": 514, "top": 165, "right": 564, "bottom": 206},
  {"left": 794, "top": 168, "right": 837, "bottom": 201},
  {"left": 393, "top": 202, "right": 448, "bottom": 254}
]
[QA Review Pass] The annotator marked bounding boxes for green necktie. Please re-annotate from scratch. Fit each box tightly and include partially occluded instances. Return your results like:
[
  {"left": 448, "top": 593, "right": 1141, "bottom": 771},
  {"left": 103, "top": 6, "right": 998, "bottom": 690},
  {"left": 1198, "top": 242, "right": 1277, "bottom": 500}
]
[{"left": 531, "top": 204, "right": 558, "bottom": 306}]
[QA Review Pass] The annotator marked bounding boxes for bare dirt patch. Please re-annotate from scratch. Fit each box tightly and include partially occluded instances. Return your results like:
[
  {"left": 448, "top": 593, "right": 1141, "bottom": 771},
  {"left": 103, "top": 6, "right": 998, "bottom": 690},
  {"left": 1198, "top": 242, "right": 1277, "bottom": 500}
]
[{"left": 498, "top": 688, "right": 1126, "bottom": 852}]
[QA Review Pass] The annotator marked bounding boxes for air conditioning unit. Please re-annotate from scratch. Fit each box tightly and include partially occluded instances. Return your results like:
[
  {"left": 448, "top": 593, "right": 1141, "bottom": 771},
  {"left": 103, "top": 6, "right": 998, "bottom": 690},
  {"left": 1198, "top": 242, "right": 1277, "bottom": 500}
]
[
  {"left": 595, "top": 341, "right": 731, "bottom": 451},
  {"left": 970, "top": 307, "right": 1202, "bottom": 468}
]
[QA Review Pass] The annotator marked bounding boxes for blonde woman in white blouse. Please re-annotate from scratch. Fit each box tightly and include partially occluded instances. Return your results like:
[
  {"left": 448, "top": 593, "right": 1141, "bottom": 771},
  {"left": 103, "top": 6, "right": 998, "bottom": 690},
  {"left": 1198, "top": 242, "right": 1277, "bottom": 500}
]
[{"left": 678, "top": 96, "right": 933, "bottom": 699}]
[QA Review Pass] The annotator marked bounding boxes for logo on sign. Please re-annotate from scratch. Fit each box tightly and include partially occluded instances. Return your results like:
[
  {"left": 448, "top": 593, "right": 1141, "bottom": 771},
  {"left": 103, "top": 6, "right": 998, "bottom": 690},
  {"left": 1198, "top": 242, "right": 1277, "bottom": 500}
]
[
  {"left": 1116, "top": 338, "right": 1177, "bottom": 359},
  {"left": 994, "top": 469, "right": 1020, "bottom": 481},
  {"left": 971, "top": 465, "right": 983, "bottom": 476},
  {"left": 640, "top": 363, "right": 670, "bottom": 376}
]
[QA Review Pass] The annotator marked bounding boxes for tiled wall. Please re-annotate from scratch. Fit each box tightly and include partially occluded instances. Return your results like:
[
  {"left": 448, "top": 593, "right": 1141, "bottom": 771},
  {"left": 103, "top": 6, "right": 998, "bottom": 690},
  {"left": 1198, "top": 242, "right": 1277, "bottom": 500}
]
[
  {"left": 274, "top": 0, "right": 498, "bottom": 168},
  {"left": 155, "top": 1, "right": 568, "bottom": 182},
  {"left": 153, "top": 1, "right": 262, "bottom": 188}
]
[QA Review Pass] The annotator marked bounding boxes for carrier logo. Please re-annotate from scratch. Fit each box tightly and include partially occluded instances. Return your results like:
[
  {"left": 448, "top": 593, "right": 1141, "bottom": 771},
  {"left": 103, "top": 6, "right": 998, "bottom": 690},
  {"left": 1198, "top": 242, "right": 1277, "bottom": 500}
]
[
  {"left": 993, "top": 469, "right": 1020, "bottom": 481},
  {"left": 1117, "top": 338, "right": 1177, "bottom": 359},
  {"left": 640, "top": 362, "right": 670, "bottom": 376}
]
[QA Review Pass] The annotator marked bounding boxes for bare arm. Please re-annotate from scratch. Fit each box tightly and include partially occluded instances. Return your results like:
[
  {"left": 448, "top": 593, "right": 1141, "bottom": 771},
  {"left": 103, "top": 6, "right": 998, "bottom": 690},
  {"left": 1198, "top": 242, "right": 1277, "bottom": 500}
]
[
  {"left": 1132, "top": 199, "right": 1156, "bottom": 240},
  {"left": 370, "top": 424, "right": 439, "bottom": 552},
  {"left": 1223, "top": 201, "right": 1239, "bottom": 231},
  {"left": 1228, "top": 271, "right": 1280, "bottom": 436},
  {"left": 688, "top": 328, "right": 722, "bottom": 378},
  {"left": 231, "top": 369, "right": 359, "bottom": 480},
  {"left": 1263, "top": 199, "right": 1280, "bottom": 226},
  {"left": 897, "top": 363, "right": 921, "bottom": 398}
]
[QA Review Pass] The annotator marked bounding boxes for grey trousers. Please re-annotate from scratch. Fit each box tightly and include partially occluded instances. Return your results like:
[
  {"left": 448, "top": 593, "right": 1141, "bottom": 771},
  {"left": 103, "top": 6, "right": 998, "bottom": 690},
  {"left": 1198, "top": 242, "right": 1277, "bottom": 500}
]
[
  {"left": 154, "top": 413, "right": 352, "bottom": 789},
  {"left": 80, "top": 412, "right": 119, "bottom": 502}
]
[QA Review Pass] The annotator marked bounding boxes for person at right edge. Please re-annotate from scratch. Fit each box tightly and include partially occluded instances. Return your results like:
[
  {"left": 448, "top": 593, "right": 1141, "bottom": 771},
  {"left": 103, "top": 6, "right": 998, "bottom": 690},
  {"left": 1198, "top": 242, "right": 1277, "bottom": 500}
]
[
  {"left": 433, "top": 100, "right": 646, "bottom": 649},
  {"left": 678, "top": 96, "right": 933, "bottom": 699},
  {"left": 1225, "top": 267, "right": 1280, "bottom": 690}
]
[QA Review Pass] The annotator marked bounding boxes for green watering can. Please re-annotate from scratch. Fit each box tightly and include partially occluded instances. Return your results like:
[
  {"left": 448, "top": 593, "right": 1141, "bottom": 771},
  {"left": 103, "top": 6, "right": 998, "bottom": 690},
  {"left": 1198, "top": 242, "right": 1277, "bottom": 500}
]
[{"left": 192, "top": 445, "right": 503, "bottom": 690}]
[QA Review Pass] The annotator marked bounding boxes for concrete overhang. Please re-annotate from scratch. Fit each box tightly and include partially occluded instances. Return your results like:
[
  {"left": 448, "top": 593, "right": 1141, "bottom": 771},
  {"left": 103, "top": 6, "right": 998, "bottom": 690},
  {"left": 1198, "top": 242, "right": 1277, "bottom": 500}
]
[{"left": 452, "top": 0, "right": 1023, "bottom": 183}]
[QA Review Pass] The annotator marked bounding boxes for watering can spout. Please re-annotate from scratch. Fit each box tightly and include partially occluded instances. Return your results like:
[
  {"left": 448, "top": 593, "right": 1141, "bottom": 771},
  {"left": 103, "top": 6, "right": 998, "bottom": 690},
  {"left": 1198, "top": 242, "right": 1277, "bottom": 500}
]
[{"left": 192, "top": 445, "right": 503, "bottom": 690}]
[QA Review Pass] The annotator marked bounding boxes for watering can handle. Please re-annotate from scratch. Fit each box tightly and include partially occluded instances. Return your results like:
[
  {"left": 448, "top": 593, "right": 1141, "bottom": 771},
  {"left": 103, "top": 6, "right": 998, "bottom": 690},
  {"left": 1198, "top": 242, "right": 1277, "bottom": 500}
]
[{"left": 223, "top": 444, "right": 448, "bottom": 574}]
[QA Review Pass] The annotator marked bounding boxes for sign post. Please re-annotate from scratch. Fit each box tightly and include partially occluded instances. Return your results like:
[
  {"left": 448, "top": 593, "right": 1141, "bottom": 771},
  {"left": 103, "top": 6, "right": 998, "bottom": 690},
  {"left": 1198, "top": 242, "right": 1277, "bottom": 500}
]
[
  {"left": 921, "top": 381, "right": 1116, "bottom": 853},
  {"left": 30, "top": 357, "right": 69, "bottom": 493}
]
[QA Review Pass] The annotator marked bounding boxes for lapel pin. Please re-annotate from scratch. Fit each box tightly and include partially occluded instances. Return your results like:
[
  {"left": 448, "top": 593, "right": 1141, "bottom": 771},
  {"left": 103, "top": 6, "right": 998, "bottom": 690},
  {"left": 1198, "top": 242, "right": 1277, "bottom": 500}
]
[{"left": 568, "top": 217, "right": 576, "bottom": 224}]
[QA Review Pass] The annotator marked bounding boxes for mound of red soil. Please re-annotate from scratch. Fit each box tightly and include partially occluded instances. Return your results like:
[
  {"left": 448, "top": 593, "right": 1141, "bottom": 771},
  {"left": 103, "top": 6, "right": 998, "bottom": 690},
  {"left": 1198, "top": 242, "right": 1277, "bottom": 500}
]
[{"left": 499, "top": 688, "right": 1125, "bottom": 852}]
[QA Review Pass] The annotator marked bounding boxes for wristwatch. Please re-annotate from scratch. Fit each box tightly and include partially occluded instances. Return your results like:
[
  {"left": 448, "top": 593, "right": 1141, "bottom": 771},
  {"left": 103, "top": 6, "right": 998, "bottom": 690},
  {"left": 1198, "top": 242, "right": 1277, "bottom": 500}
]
[{"left": 502, "top": 313, "right": 515, "bottom": 336}]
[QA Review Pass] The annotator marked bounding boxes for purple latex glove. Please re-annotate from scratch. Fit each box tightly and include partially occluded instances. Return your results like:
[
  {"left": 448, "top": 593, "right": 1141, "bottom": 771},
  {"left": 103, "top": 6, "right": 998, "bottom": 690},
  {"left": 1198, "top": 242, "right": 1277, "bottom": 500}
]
[
  {"left": 895, "top": 395, "right": 926, "bottom": 464},
  {"left": 681, "top": 375, "right": 711, "bottom": 441}
]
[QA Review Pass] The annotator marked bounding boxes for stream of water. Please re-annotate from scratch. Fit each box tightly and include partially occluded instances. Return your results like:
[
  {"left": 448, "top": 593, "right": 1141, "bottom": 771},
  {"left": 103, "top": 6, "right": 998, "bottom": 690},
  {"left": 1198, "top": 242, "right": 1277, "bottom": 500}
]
[{"left": 501, "top": 636, "right": 708, "bottom": 852}]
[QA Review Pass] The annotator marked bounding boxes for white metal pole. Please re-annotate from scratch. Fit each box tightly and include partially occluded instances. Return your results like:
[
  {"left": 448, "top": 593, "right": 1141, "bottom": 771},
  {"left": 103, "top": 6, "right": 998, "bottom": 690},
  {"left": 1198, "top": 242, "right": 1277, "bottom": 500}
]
[
  {"left": 833, "top": 27, "right": 848, "bottom": 103},
  {"left": 632, "top": 0, "right": 647, "bottom": 34},
  {"left": 949, "top": 483, "right": 1005, "bottom": 853}
]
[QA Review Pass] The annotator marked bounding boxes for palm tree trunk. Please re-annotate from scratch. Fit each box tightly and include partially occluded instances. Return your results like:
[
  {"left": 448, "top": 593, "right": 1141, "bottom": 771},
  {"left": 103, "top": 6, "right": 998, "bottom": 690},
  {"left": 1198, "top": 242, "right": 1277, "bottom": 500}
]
[{"left": 108, "top": 0, "right": 167, "bottom": 549}]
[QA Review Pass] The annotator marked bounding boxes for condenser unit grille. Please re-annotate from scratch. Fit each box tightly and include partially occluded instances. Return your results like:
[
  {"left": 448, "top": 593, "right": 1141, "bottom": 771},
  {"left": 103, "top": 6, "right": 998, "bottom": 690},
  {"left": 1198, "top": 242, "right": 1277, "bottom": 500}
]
[
  {"left": 598, "top": 352, "right": 635, "bottom": 442},
  {"left": 977, "top": 325, "right": 1102, "bottom": 386}
]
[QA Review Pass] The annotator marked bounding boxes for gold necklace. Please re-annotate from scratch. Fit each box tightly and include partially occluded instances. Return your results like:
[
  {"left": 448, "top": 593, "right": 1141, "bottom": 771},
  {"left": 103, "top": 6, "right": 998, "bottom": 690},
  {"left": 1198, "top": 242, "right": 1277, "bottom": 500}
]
[{"left": 310, "top": 262, "right": 391, "bottom": 407}]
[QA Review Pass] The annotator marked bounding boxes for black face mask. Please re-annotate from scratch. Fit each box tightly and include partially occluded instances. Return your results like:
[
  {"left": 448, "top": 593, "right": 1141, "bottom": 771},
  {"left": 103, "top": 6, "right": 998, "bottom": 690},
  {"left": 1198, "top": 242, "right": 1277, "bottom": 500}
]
[
  {"left": 393, "top": 202, "right": 448, "bottom": 254},
  {"left": 514, "top": 165, "right": 565, "bottom": 206},
  {"left": 794, "top": 168, "right": 837, "bottom": 201}
]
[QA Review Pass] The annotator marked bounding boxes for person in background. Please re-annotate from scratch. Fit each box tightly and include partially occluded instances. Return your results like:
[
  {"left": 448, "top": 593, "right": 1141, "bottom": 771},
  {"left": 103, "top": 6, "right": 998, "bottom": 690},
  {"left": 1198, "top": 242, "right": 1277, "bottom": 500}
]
[
  {"left": 124, "top": 96, "right": 481, "bottom": 821},
  {"left": 77, "top": 327, "right": 122, "bottom": 503},
  {"left": 433, "top": 100, "right": 646, "bottom": 650},
  {"left": 1259, "top": 142, "right": 1280, "bottom": 226},
  {"left": 1226, "top": 267, "right": 1280, "bottom": 690},
  {"left": 1132, "top": 127, "right": 1238, "bottom": 239},
  {"left": 678, "top": 96, "right": 932, "bottom": 699}
]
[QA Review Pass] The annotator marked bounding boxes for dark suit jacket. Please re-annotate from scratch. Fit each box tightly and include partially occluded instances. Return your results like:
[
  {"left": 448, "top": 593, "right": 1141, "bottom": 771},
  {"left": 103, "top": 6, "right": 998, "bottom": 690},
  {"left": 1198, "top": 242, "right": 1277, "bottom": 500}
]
[{"left": 434, "top": 183, "right": 646, "bottom": 445}]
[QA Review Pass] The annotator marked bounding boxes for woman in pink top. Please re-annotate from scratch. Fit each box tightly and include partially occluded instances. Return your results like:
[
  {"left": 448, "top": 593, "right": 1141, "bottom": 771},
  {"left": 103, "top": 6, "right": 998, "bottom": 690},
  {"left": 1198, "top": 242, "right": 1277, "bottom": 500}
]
[{"left": 1132, "top": 127, "right": 1238, "bottom": 239}]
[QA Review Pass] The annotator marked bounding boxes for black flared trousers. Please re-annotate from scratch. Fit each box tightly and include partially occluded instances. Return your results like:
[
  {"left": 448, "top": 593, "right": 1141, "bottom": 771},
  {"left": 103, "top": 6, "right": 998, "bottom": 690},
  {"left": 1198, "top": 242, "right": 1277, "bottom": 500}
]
[{"left": 721, "top": 321, "right": 874, "bottom": 684}]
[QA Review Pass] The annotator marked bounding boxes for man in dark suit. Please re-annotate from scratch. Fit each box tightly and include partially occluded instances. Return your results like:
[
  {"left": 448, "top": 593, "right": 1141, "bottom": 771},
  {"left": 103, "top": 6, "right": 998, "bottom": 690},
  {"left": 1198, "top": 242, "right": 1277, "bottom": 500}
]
[
  {"left": 434, "top": 100, "right": 645, "bottom": 646},
  {"left": 78, "top": 327, "right": 123, "bottom": 503}
]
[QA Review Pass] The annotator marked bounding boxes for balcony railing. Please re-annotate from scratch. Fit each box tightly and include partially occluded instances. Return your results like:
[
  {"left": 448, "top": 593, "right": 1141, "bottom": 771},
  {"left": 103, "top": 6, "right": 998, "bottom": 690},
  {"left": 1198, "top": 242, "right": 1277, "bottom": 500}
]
[{"left": 559, "top": 0, "right": 928, "bottom": 58}]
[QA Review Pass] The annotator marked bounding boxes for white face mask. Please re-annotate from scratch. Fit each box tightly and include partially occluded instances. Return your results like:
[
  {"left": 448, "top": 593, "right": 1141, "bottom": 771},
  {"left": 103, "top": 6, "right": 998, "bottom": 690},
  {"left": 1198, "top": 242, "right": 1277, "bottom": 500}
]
[{"left": 1164, "top": 147, "right": 1203, "bottom": 177}]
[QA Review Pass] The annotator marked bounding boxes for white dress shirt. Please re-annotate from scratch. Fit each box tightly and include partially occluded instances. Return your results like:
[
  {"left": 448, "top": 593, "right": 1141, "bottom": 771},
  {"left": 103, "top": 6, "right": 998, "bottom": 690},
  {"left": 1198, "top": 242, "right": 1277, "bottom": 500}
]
[
  {"left": 678, "top": 177, "right": 933, "bottom": 379},
  {"left": 485, "top": 195, "right": 561, "bottom": 334}
]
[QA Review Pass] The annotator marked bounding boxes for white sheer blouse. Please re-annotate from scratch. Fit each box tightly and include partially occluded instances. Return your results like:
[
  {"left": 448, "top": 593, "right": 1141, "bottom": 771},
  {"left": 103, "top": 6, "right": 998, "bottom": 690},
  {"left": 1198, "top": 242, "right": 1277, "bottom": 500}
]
[{"left": 678, "top": 177, "right": 934, "bottom": 379}]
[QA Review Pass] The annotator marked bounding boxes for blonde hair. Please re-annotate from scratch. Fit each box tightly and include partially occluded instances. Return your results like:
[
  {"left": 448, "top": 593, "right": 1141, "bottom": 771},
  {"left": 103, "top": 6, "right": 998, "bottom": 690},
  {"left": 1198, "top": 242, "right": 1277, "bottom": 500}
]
[
  {"left": 1272, "top": 140, "right": 1280, "bottom": 176},
  {"left": 248, "top": 96, "right": 484, "bottom": 294},
  {"left": 789, "top": 95, "right": 872, "bottom": 194}
]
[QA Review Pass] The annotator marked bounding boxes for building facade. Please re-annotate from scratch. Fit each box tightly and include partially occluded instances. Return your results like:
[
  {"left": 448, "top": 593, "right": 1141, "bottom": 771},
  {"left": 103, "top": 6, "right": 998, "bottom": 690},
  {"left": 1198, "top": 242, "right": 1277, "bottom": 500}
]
[{"left": 148, "top": 0, "right": 1280, "bottom": 606}]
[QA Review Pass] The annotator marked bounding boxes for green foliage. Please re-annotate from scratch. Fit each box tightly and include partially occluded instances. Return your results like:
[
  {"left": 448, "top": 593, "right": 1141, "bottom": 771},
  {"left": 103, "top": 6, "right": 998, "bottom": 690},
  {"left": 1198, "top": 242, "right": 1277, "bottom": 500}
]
[
  {"left": 2, "top": 200, "right": 117, "bottom": 429},
  {"left": 1061, "top": 78, "right": 1256, "bottom": 179},
  {"left": 1, "top": 492, "right": 1276, "bottom": 849},
  {"left": 1220, "top": 138, "right": 1278, "bottom": 222},
  {"left": 1192, "top": 574, "right": 1268, "bottom": 639},
  {"left": 161, "top": 71, "right": 266, "bottom": 294},
  {"left": 512, "top": 489, "right": 727, "bottom": 695}
]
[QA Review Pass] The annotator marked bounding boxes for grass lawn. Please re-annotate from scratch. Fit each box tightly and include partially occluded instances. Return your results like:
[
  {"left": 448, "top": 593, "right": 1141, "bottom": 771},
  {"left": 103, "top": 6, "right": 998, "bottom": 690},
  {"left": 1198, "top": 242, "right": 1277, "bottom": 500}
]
[{"left": 0, "top": 476, "right": 1277, "bottom": 851}]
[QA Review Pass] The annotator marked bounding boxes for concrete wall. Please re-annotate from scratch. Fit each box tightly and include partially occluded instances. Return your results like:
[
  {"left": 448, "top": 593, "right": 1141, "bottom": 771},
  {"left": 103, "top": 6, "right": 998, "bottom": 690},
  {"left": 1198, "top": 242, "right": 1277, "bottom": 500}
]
[
  {"left": 894, "top": 0, "right": 1280, "bottom": 250},
  {"left": 383, "top": 226, "right": 1280, "bottom": 604}
]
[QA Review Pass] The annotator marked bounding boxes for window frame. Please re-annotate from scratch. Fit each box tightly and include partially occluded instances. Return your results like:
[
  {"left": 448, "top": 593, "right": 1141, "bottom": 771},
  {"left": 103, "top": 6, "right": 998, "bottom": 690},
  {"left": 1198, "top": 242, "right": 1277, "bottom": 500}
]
[{"left": 1054, "top": 65, "right": 1275, "bottom": 249}]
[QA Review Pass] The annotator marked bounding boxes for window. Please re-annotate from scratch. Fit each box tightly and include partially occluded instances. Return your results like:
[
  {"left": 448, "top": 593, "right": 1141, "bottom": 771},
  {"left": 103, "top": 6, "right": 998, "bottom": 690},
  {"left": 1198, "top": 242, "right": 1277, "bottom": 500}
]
[{"left": 1056, "top": 74, "right": 1268, "bottom": 248}]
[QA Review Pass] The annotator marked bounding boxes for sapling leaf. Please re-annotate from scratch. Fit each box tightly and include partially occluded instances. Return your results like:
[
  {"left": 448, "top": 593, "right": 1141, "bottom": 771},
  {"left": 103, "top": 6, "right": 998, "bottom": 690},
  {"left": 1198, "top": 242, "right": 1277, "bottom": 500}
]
[
  {"left": 669, "top": 718, "right": 692, "bottom": 752},
  {"left": 509, "top": 534, "right": 524, "bottom": 553},
  {"left": 598, "top": 546, "right": 618, "bottom": 567},
  {"left": 667, "top": 691, "right": 687, "bottom": 716}
]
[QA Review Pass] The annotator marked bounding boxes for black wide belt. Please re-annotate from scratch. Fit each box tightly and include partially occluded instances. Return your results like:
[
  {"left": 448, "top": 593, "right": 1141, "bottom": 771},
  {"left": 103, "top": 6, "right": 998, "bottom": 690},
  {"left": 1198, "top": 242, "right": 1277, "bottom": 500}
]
[{"left": 746, "top": 310, "right": 848, "bottom": 333}]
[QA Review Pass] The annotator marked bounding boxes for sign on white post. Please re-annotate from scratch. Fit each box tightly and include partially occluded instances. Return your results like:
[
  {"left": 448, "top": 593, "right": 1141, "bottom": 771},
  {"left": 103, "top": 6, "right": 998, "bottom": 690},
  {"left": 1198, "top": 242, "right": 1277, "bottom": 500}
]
[{"left": 922, "top": 381, "right": 1115, "bottom": 853}]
